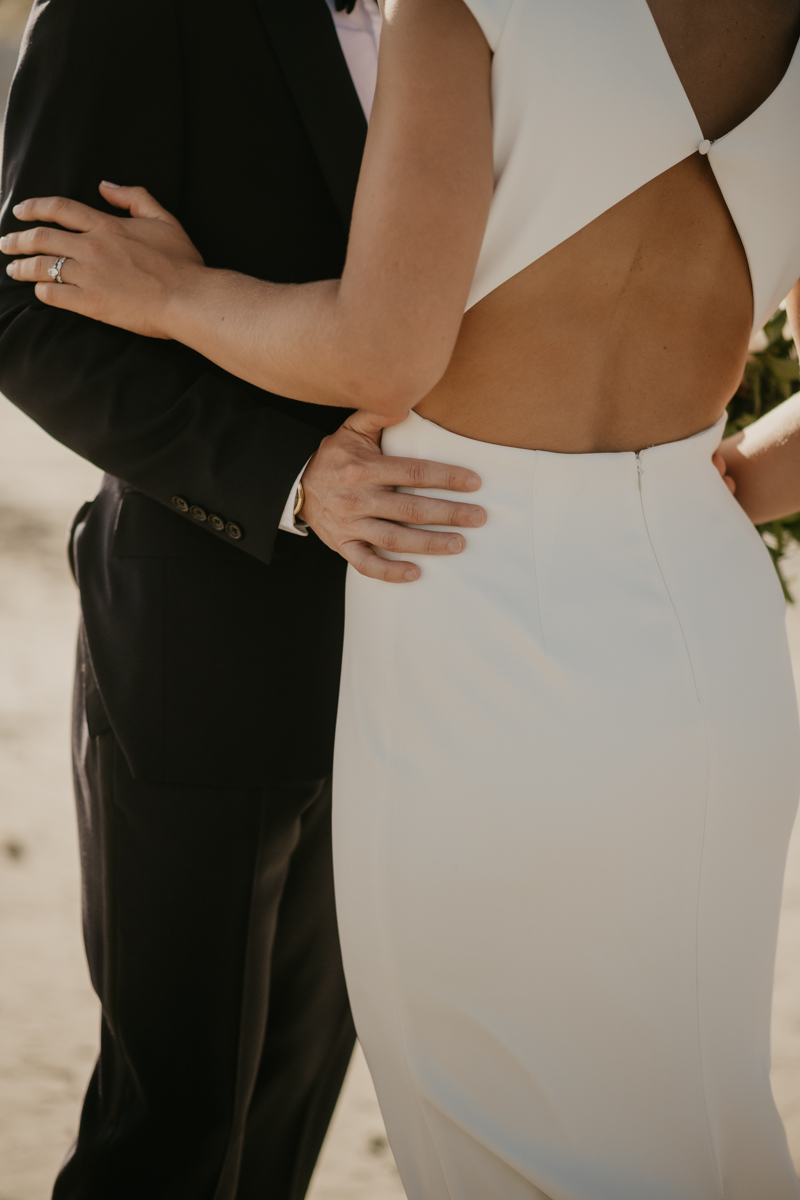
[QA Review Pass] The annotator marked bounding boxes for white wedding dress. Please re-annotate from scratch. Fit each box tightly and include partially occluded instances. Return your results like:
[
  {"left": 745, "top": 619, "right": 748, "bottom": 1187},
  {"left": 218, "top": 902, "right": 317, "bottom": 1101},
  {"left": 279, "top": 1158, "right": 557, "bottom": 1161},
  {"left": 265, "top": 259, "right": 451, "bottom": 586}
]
[{"left": 333, "top": 2, "right": 800, "bottom": 1196}]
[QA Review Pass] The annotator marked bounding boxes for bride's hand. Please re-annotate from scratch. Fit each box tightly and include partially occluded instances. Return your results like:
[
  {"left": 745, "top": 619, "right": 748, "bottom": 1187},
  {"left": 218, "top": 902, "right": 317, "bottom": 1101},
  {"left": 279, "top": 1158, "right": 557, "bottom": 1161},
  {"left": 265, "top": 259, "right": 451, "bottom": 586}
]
[
  {"left": 713, "top": 448, "right": 736, "bottom": 494},
  {"left": 0, "top": 182, "right": 204, "bottom": 339}
]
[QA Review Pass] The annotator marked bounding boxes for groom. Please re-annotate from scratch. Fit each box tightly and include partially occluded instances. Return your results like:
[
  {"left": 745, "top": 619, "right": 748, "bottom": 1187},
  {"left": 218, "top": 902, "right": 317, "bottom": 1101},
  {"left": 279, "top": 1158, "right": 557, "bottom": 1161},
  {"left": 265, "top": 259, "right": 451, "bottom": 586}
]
[{"left": 0, "top": 0, "right": 484, "bottom": 1196}]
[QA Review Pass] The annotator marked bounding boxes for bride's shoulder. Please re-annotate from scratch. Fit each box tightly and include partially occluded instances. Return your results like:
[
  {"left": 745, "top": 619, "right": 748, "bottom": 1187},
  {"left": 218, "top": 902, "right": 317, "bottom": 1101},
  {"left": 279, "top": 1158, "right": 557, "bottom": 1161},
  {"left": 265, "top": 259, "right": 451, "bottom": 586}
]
[
  {"left": 386, "top": 0, "right": 515, "bottom": 49},
  {"left": 460, "top": 0, "right": 515, "bottom": 47}
]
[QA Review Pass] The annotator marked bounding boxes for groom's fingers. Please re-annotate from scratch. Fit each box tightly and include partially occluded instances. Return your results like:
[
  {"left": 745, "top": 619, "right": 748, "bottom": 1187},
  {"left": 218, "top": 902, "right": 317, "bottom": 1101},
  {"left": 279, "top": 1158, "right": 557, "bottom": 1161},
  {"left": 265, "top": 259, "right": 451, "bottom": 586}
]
[
  {"left": 368, "top": 488, "right": 486, "bottom": 528},
  {"left": 298, "top": 421, "right": 487, "bottom": 581},
  {"left": 369, "top": 453, "right": 482, "bottom": 495},
  {"left": 359, "top": 518, "right": 465, "bottom": 556},
  {"left": 343, "top": 540, "right": 420, "bottom": 584}
]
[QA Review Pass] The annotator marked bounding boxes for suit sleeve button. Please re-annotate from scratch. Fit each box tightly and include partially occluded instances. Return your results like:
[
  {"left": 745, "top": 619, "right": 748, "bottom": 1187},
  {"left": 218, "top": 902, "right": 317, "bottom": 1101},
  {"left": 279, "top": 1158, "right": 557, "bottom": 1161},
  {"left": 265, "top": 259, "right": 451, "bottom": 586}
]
[
  {"left": 189, "top": 506, "right": 207, "bottom": 522},
  {"left": 208, "top": 514, "right": 225, "bottom": 531},
  {"left": 172, "top": 496, "right": 189, "bottom": 513},
  {"left": 225, "top": 522, "right": 243, "bottom": 540}
]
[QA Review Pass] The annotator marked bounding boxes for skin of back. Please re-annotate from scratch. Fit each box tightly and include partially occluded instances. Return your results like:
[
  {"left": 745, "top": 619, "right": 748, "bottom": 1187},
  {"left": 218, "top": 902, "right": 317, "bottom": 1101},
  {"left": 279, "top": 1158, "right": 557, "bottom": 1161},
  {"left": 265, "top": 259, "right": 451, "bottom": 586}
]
[{"left": 417, "top": 0, "right": 800, "bottom": 453}]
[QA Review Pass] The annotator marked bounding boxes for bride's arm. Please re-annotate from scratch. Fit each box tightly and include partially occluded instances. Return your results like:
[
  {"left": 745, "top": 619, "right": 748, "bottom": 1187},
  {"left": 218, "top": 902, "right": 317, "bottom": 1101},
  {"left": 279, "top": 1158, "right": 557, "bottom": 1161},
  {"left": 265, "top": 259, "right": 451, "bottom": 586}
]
[
  {"left": 3, "top": 0, "right": 493, "bottom": 419},
  {"left": 717, "top": 281, "right": 800, "bottom": 522}
]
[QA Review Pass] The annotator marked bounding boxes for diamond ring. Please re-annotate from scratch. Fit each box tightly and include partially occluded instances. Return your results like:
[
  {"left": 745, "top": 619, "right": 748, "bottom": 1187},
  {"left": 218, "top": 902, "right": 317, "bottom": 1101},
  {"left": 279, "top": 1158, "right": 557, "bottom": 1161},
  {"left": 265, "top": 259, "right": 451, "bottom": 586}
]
[{"left": 48, "top": 256, "right": 67, "bottom": 284}]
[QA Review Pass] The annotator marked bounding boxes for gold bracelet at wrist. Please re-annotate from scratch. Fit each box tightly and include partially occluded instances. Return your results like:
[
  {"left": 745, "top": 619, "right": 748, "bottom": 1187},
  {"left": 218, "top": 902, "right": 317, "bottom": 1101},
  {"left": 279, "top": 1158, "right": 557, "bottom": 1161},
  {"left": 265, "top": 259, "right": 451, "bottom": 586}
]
[{"left": 293, "top": 479, "right": 305, "bottom": 519}]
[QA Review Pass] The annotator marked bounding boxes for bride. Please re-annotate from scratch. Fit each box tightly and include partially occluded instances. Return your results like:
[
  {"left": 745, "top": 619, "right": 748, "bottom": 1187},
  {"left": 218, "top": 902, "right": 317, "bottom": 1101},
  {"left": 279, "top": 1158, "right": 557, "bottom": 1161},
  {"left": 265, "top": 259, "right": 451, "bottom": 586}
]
[{"left": 5, "top": 0, "right": 800, "bottom": 1194}]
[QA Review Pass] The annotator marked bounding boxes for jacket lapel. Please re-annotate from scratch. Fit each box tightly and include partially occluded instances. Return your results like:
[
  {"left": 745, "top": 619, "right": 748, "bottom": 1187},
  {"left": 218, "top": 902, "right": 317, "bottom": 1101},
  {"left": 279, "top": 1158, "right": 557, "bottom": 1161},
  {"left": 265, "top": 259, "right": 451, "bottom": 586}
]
[{"left": 254, "top": 0, "right": 369, "bottom": 229}]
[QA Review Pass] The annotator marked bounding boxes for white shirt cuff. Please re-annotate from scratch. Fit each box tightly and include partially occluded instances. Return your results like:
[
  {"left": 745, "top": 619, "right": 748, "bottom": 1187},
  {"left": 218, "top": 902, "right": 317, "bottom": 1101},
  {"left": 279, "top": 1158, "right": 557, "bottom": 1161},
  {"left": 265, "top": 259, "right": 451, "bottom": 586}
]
[{"left": 278, "top": 458, "right": 312, "bottom": 536}]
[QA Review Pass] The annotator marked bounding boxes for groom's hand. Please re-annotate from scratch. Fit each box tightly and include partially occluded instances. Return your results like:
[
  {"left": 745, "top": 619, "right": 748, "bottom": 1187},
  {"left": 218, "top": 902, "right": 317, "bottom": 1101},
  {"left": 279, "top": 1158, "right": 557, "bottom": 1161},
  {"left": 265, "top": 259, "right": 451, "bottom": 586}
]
[{"left": 299, "top": 411, "right": 486, "bottom": 583}]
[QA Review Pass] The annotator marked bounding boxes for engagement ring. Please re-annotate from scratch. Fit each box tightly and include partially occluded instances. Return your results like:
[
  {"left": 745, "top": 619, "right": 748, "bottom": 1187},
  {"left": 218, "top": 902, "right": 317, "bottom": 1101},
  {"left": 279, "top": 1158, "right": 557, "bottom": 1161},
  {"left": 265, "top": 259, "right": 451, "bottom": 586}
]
[{"left": 48, "top": 256, "right": 67, "bottom": 284}]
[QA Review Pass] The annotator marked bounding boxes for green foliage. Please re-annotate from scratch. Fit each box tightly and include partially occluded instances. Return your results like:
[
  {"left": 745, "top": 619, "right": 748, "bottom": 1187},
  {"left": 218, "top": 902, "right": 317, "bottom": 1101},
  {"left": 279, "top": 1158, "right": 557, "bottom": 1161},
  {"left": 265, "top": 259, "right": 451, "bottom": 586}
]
[{"left": 725, "top": 307, "right": 800, "bottom": 600}]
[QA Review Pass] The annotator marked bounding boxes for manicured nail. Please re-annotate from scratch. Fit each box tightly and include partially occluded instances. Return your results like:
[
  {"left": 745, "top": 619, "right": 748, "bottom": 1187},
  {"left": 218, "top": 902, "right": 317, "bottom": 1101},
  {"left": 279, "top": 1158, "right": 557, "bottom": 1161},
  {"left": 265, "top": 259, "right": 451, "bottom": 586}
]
[
  {"left": 447, "top": 536, "right": 463, "bottom": 553},
  {"left": 0, "top": 236, "right": 9, "bottom": 249},
  {"left": 101, "top": 180, "right": 121, "bottom": 189},
  {"left": 469, "top": 508, "right": 486, "bottom": 526},
  {"left": 5, "top": 262, "right": 14, "bottom": 275},
  {"left": 404, "top": 568, "right": 418, "bottom": 581},
  {"left": 11, "top": 203, "right": 22, "bottom": 216}
]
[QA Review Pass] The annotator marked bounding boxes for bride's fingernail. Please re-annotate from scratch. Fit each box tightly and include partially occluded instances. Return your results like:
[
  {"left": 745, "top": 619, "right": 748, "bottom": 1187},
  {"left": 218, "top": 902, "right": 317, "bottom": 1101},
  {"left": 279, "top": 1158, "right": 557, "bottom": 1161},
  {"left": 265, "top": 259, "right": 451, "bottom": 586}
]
[
  {"left": 101, "top": 180, "right": 121, "bottom": 189},
  {"left": 11, "top": 203, "right": 22, "bottom": 216},
  {"left": 5, "top": 262, "right": 14, "bottom": 275}
]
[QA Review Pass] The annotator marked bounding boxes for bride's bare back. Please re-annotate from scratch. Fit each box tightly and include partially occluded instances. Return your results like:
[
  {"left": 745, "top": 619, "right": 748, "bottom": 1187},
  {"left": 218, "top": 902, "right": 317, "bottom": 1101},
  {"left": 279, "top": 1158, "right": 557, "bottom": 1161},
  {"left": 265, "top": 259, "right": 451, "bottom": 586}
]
[{"left": 417, "top": 0, "right": 800, "bottom": 453}]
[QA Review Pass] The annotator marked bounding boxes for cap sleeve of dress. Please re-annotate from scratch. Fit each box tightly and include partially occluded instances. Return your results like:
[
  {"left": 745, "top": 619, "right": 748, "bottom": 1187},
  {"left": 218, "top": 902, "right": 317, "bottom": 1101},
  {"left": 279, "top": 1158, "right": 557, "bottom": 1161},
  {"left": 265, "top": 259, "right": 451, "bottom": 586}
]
[{"left": 461, "top": 0, "right": 514, "bottom": 50}]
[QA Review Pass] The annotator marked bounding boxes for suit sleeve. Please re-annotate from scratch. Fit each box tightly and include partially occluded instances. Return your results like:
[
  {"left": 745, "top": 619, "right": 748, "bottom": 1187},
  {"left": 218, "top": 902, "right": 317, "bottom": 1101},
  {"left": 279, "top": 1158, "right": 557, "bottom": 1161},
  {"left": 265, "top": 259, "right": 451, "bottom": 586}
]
[{"left": 0, "top": 0, "right": 329, "bottom": 564}]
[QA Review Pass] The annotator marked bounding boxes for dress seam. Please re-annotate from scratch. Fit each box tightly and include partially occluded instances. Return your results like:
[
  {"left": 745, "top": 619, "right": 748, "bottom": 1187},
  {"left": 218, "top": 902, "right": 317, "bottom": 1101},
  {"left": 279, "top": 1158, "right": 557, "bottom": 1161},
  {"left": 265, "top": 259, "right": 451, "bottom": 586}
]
[
  {"left": 528, "top": 454, "right": 547, "bottom": 653},
  {"left": 636, "top": 467, "right": 722, "bottom": 1197}
]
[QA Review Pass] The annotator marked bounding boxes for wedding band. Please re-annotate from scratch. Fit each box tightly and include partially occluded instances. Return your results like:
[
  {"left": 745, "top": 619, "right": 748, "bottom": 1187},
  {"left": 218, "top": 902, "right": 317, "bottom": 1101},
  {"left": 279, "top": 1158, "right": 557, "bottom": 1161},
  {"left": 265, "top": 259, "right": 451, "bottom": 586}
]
[{"left": 48, "top": 256, "right": 67, "bottom": 284}]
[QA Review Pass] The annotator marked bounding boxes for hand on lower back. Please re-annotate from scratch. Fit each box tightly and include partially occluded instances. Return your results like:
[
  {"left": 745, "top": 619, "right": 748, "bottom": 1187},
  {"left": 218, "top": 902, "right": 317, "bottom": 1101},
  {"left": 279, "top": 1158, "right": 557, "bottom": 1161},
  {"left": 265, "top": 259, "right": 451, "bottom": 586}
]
[{"left": 300, "top": 410, "right": 486, "bottom": 583}]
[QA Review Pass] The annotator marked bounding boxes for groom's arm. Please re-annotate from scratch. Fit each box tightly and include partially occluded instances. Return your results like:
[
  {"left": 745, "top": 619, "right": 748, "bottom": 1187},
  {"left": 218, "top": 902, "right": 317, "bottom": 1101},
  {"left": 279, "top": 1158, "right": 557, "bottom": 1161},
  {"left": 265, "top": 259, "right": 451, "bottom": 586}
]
[
  {"left": 0, "top": 0, "right": 331, "bottom": 565},
  {"left": 0, "top": 0, "right": 486, "bottom": 574}
]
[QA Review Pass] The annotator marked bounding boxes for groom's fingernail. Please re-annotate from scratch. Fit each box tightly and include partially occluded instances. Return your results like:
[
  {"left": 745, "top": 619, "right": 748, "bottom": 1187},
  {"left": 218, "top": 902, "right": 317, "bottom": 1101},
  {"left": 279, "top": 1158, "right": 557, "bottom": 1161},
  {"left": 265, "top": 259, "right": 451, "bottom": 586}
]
[
  {"left": 101, "top": 180, "right": 121, "bottom": 189},
  {"left": 404, "top": 568, "right": 418, "bottom": 581},
  {"left": 469, "top": 508, "right": 486, "bottom": 526},
  {"left": 447, "top": 536, "right": 463, "bottom": 553}
]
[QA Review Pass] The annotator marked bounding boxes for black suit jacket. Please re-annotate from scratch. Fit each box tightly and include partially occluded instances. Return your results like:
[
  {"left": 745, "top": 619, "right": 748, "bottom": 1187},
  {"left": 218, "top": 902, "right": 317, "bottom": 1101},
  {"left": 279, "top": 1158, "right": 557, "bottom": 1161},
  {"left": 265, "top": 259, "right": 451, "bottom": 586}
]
[{"left": 0, "top": 0, "right": 368, "bottom": 787}]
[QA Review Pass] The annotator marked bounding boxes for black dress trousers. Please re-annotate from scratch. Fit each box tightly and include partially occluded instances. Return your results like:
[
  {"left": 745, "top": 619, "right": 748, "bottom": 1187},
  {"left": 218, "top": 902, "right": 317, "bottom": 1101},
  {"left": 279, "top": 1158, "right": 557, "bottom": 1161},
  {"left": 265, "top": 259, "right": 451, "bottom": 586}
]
[{"left": 53, "top": 631, "right": 355, "bottom": 1200}]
